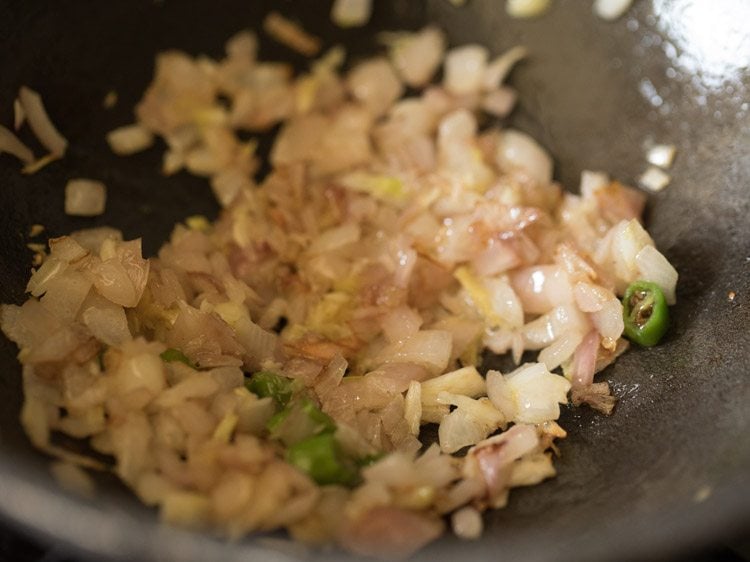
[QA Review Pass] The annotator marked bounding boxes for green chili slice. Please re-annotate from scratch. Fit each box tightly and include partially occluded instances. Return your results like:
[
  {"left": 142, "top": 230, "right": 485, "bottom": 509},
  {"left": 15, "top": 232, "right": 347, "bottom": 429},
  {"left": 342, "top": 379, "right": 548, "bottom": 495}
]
[
  {"left": 245, "top": 371, "right": 293, "bottom": 407},
  {"left": 267, "top": 395, "right": 336, "bottom": 446},
  {"left": 622, "top": 281, "right": 669, "bottom": 347},
  {"left": 160, "top": 348, "right": 197, "bottom": 369},
  {"left": 286, "top": 432, "right": 359, "bottom": 486}
]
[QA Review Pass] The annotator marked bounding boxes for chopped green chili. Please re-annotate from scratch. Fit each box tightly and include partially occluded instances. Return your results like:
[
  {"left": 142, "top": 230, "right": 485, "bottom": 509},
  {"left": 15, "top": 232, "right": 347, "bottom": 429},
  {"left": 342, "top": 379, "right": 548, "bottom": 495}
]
[
  {"left": 245, "top": 371, "right": 293, "bottom": 407},
  {"left": 160, "top": 348, "right": 197, "bottom": 369},
  {"left": 286, "top": 432, "right": 359, "bottom": 486},
  {"left": 267, "top": 395, "right": 336, "bottom": 446},
  {"left": 622, "top": 281, "right": 669, "bottom": 347}
]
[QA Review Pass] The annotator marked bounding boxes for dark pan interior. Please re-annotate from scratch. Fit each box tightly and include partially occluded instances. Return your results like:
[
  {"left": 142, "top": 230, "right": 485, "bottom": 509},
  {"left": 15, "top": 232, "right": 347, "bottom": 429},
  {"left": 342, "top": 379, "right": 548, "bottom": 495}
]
[{"left": 0, "top": 1, "right": 748, "bottom": 561}]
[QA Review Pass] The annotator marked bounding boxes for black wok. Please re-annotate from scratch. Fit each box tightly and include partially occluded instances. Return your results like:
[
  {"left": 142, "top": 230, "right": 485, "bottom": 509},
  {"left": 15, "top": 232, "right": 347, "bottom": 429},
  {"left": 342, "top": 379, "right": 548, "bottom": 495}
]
[{"left": 0, "top": 1, "right": 748, "bottom": 560}]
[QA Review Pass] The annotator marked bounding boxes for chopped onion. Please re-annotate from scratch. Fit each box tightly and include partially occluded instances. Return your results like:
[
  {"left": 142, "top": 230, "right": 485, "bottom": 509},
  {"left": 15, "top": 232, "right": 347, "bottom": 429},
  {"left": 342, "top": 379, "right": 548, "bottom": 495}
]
[
  {"left": 106, "top": 124, "right": 154, "bottom": 155},
  {"left": 506, "top": 0, "right": 551, "bottom": 19},
  {"left": 538, "top": 330, "right": 584, "bottom": 371},
  {"left": 114, "top": 350, "right": 166, "bottom": 397},
  {"left": 483, "top": 46, "right": 528, "bottom": 91},
  {"left": 70, "top": 227, "right": 123, "bottom": 254},
  {"left": 638, "top": 166, "right": 671, "bottom": 192},
  {"left": 481, "top": 87, "right": 518, "bottom": 117},
  {"left": 646, "top": 143, "right": 677, "bottom": 169},
  {"left": 485, "top": 369, "right": 516, "bottom": 420},
  {"left": 579, "top": 169, "right": 609, "bottom": 199},
  {"left": 233, "top": 316, "right": 279, "bottom": 369},
  {"left": 404, "top": 380, "right": 422, "bottom": 436},
  {"left": 263, "top": 12, "right": 321, "bottom": 57},
  {"left": 495, "top": 129, "right": 553, "bottom": 185},
  {"left": 378, "top": 330, "right": 453, "bottom": 374},
  {"left": 26, "top": 257, "right": 67, "bottom": 297},
  {"left": 443, "top": 45, "right": 489, "bottom": 97},
  {"left": 462, "top": 424, "right": 539, "bottom": 506},
  {"left": 82, "top": 303, "right": 132, "bottom": 346},
  {"left": 439, "top": 407, "right": 491, "bottom": 453},
  {"left": 593, "top": 0, "right": 633, "bottom": 21},
  {"left": 451, "top": 506, "right": 483, "bottom": 540},
  {"left": 347, "top": 58, "right": 404, "bottom": 117},
  {"left": 18, "top": 86, "right": 68, "bottom": 156},
  {"left": 504, "top": 362, "right": 571, "bottom": 424},
  {"left": 65, "top": 179, "right": 107, "bottom": 217},
  {"left": 511, "top": 265, "right": 572, "bottom": 314},
  {"left": 307, "top": 222, "right": 361, "bottom": 255},
  {"left": 13, "top": 98, "right": 25, "bottom": 130},
  {"left": 0, "top": 125, "right": 34, "bottom": 164},
  {"left": 331, "top": 0, "right": 372, "bottom": 28},
  {"left": 421, "top": 366, "right": 486, "bottom": 411},
  {"left": 40, "top": 271, "right": 92, "bottom": 323},
  {"left": 635, "top": 244, "right": 678, "bottom": 305},
  {"left": 569, "top": 330, "right": 600, "bottom": 388},
  {"left": 385, "top": 27, "right": 446, "bottom": 88}
]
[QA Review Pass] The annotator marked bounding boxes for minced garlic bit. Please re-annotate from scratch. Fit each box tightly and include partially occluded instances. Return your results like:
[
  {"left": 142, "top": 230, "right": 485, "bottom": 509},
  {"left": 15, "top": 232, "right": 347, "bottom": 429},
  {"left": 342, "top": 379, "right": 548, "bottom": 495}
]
[
  {"left": 506, "top": 0, "right": 551, "bottom": 19},
  {"left": 646, "top": 144, "right": 677, "bottom": 169},
  {"left": 28, "top": 224, "right": 45, "bottom": 238},
  {"left": 186, "top": 215, "right": 211, "bottom": 232},
  {"left": 638, "top": 166, "right": 671, "bottom": 192}
]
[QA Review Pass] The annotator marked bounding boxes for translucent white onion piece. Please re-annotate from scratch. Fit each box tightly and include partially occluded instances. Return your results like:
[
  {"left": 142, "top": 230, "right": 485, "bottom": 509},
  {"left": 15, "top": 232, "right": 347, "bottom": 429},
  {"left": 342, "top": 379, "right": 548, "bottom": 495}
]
[
  {"left": 18, "top": 86, "right": 68, "bottom": 156},
  {"left": 538, "top": 330, "right": 584, "bottom": 371},
  {"left": 379, "top": 330, "right": 453, "bottom": 374},
  {"left": 495, "top": 129, "right": 553, "bottom": 185},
  {"left": 506, "top": 0, "right": 551, "bottom": 19},
  {"left": 481, "top": 87, "right": 518, "bottom": 117},
  {"left": 26, "top": 257, "right": 67, "bottom": 297},
  {"left": 307, "top": 222, "right": 361, "bottom": 255},
  {"left": 331, "top": 0, "right": 372, "bottom": 28},
  {"left": 439, "top": 407, "right": 492, "bottom": 453},
  {"left": 504, "top": 362, "right": 571, "bottom": 424},
  {"left": 0, "top": 125, "right": 34, "bottom": 164},
  {"left": 233, "top": 316, "right": 279, "bottom": 369},
  {"left": 381, "top": 306, "right": 423, "bottom": 344},
  {"left": 386, "top": 26, "right": 446, "bottom": 88},
  {"left": 638, "top": 166, "right": 671, "bottom": 192},
  {"left": 40, "top": 271, "right": 92, "bottom": 324},
  {"left": 70, "top": 227, "right": 123, "bottom": 254},
  {"left": 511, "top": 265, "right": 572, "bottom": 314},
  {"left": 420, "top": 366, "right": 486, "bottom": 407},
  {"left": 49, "top": 236, "right": 88, "bottom": 262},
  {"left": 65, "top": 179, "right": 107, "bottom": 217},
  {"left": 347, "top": 57, "right": 403, "bottom": 117},
  {"left": 486, "top": 369, "right": 517, "bottom": 421},
  {"left": 106, "top": 124, "right": 154, "bottom": 155},
  {"left": 635, "top": 245, "right": 678, "bottom": 305},
  {"left": 451, "top": 506, "right": 483, "bottom": 540},
  {"left": 114, "top": 352, "right": 166, "bottom": 397},
  {"left": 404, "top": 380, "right": 422, "bottom": 436},
  {"left": 593, "top": 0, "right": 633, "bottom": 21},
  {"left": 82, "top": 304, "right": 132, "bottom": 346},
  {"left": 590, "top": 293, "right": 625, "bottom": 343},
  {"left": 483, "top": 46, "right": 528, "bottom": 91},
  {"left": 443, "top": 45, "right": 489, "bottom": 97}
]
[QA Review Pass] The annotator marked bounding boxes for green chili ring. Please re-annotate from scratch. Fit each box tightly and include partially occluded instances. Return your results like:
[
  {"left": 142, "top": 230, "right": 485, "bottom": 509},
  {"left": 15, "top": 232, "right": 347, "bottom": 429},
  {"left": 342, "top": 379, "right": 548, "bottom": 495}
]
[{"left": 622, "top": 280, "right": 669, "bottom": 347}]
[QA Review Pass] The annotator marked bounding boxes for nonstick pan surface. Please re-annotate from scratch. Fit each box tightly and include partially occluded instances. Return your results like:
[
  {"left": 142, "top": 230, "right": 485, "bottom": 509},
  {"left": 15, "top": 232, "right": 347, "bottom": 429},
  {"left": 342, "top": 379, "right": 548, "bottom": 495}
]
[{"left": 0, "top": 1, "right": 748, "bottom": 561}]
